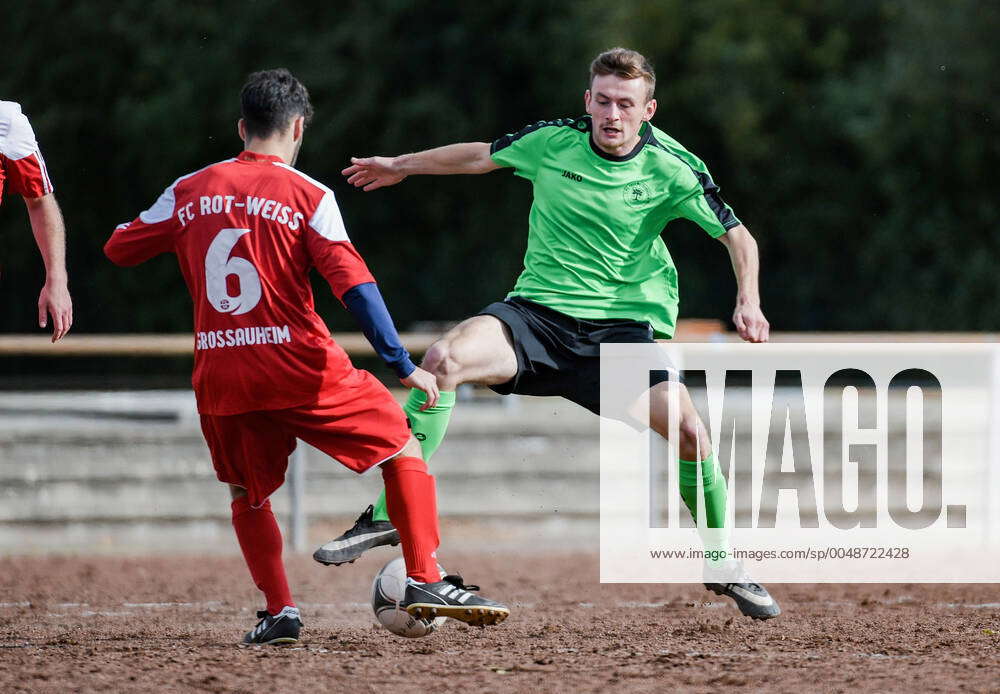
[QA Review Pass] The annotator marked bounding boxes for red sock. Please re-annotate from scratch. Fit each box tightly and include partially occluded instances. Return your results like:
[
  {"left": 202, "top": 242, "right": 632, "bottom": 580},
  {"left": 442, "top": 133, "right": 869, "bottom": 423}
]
[
  {"left": 381, "top": 456, "right": 440, "bottom": 583},
  {"left": 231, "top": 496, "right": 295, "bottom": 615}
]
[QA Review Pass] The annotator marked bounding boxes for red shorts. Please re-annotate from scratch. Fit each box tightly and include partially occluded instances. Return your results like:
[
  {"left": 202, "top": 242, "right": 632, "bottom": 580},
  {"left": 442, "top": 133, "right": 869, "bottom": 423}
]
[{"left": 200, "top": 369, "right": 410, "bottom": 507}]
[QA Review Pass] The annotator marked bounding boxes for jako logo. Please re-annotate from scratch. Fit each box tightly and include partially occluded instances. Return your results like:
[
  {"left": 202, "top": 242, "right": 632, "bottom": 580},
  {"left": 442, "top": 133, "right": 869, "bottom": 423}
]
[{"left": 562, "top": 170, "right": 583, "bottom": 182}]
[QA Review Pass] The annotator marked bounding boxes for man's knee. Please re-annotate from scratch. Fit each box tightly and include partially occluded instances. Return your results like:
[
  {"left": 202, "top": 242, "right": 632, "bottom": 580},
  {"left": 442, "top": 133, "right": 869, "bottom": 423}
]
[
  {"left": 649, "top": 383, "right": 712, "bottom": 452},
  {"left": 678, "top": 417, "right": 709, "bottom": 454},
  {"left": 421, "top": 340, "right": 461, "bottom": 383},
  {"left": 397, "top": 435, "right": 424, "bottom": 460},
  {"left": 649, "top": 381, "right": 693, "bottom": 424},
  {"left": 420, "top": 316, "right": 515, "bottom": 389},
  {"left": 383, "top": 441, "right": 429, "bottom": 480}
]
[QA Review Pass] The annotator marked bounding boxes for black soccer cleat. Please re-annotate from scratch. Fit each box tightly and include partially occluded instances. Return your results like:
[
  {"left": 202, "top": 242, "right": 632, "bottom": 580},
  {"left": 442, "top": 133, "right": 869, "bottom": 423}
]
[
  {"left": 401, "top": 574, "right": 510, "bottom": 627},
  {"left": 704, "top": 580, "right": 780, "bottom": 620},
  {"left": 242, "top": 606, "right": 302, "bottom": 645},
  {"left": 313, "top": 504, "right": 400, "bottom": 566}
]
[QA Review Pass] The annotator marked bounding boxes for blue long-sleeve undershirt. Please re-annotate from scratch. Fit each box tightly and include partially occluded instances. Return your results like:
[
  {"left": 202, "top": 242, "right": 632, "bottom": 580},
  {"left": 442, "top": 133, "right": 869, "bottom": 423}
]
[{"left": 342, "top": 282, "right": 416, "bottom": 379}]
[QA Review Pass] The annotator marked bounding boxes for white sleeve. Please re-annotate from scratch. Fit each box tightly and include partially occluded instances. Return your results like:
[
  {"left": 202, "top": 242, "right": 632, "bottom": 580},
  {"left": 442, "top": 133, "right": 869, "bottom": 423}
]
[
  {"left": 0, "top": 102, "right": 40, "bottom": 160},
  {"left": 0, "top": 102, "right": 54, "bottom": 197},
  {"left": 308, "top": 191, "right": 351, "bottom": 242}
]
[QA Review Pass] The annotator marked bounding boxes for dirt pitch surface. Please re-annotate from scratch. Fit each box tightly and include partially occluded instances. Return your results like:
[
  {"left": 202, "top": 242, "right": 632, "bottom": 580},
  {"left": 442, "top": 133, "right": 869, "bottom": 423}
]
[{"left": 1, "top": 552, "right": 998, "bottom": 693}]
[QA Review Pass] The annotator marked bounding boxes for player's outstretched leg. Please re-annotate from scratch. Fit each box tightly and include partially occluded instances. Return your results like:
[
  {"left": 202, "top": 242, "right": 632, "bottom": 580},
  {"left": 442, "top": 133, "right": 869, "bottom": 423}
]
[
  {"left": 683, "top": 453, "right": 779, "bottom": 619},
  {"left": 315, "top": 316, "right": 516, "bottom": 567},
  {"left": 230, "top": 489, "right": 303, "bottom": 643},
  {"left": 380, "top": 450, "right": 509, "bottom": 627},
  {"left": 649, "top": 383, "right": 780, "bottom": 620},
  {"left": 687, "top": 456, "right": 780, "bottom": 620},
  {"left": 312, "top": 389, "right": 457, "bottom": 566},
  {"left": 369, "top": 388, "right": 458, "bottom": 517}
]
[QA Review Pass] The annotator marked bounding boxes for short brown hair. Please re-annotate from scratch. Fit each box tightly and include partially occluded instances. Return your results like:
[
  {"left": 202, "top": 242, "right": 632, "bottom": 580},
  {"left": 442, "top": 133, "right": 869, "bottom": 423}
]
[{"left": 589, "top": 47, "right": 656, "bottom": 102}]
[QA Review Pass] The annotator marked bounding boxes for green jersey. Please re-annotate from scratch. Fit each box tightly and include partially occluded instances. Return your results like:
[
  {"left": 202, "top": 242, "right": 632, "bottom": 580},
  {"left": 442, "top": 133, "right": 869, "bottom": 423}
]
[{"left": 490, "top": 115, "right": 739, "bottom": 338}]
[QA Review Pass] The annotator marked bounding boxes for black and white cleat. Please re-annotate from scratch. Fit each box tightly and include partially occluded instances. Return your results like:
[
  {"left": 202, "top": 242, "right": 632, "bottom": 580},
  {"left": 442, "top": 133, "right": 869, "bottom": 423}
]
[
  {"left": 242, "top": 606, "right": 302, "bottom": 645},
  {"left": 401, "top": 575, "right": 510, "bottom": 627},
  {"left": 704, "top": 581, "right": 781, "bottom": 620},
  {"left": 313, "top": 505, "right": 400, "bottom": 566},
  {"left": 704, "top": 560, "right": 781, "bottom": 620}
]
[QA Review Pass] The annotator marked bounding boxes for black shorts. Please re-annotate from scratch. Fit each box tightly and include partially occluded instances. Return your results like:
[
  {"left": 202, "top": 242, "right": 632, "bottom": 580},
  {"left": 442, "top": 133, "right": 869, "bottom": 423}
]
[{"left": 478, "top": 296, "right": 677, "bottom": 416}]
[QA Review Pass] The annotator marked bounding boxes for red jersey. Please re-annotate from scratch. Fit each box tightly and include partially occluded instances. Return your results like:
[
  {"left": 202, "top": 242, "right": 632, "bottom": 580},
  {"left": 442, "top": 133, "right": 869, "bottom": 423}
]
[
  {"left": 105, "top": 151, "right": 376, "bottom": 415},
  {"left": 0, "top": 101, "right": 54, "bottom": 204}
]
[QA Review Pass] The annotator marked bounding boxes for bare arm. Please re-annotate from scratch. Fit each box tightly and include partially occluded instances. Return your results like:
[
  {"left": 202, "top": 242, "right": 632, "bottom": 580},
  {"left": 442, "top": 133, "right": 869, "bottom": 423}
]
[
  {"left": 717, "top": 224, "right": 768, "bottom": 343},
  {"left": 24, "top": 193, "right": 72, "bottom": 341},
  {"left": 342, "top": 142, "right": 500, "bottom": 191}
]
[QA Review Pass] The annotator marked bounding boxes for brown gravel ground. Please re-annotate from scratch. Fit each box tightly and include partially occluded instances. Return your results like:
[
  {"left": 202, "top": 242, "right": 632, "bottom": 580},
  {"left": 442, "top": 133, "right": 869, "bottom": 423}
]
[{"left": 1, "top": 552, "right": 998, "bottom": 693}]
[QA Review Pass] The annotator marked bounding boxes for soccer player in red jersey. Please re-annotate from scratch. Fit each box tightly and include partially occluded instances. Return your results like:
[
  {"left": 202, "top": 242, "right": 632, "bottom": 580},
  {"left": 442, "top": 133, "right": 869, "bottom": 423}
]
[
  {"left": 1, "top": 101, "right": 72, "bottom": 341},
  {"left": 104, "top": 69, "right": 508, "bottom": 644}
]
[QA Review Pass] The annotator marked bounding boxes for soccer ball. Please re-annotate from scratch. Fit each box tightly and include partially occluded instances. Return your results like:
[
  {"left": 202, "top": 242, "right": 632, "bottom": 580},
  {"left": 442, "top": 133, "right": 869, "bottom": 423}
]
[{"left": 371, "top": 556, "right": 447, "bottom": 638}]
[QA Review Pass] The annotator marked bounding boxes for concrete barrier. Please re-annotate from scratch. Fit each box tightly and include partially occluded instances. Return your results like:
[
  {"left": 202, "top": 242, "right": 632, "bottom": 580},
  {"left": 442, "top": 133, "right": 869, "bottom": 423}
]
[{"left": 0, "top": 386, "right": 967, "bottom": 554}]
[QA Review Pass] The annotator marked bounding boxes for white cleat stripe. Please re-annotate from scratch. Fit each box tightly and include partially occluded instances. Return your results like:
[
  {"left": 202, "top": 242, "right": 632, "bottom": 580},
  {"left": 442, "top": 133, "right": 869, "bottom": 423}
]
[
  {"left": 319, "top": 530, "right": 396, "bottom": 552},
  {"left": 729, "top": 585, "right": 774, "bottom": 607}
]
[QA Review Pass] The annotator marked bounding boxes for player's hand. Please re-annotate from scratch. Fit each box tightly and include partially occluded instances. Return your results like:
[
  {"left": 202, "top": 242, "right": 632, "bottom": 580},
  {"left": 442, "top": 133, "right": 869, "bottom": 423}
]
[
  {"left": 733, "top": 302, "right": 769, "bottom": 343},
  {"left": 38, "top": 279, "right": 73, "bottom": 342},
  {"left": 400, "top": 366, "right": 439, "bottom": 410},
  {"left": 341, "top": 156, "right": 406, "bottom": 191}
]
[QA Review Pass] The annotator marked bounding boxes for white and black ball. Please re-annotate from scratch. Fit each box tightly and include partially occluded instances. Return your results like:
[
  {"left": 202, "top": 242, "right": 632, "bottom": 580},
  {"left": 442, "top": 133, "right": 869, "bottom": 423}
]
[{"left": 371, "top": 556, "right": 447, "bottom": 638}]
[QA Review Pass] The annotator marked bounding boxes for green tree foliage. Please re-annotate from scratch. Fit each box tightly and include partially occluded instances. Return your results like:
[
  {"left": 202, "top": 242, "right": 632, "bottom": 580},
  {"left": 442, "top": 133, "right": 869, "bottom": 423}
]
[{"left": 1, "top": 0, "right": 996, "bottom": 340}]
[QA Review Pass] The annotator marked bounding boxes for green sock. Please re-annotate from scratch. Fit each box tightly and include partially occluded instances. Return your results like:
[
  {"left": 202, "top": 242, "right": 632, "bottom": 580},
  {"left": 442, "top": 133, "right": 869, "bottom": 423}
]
[
  {"left": 678, "top": 454, "right": 729, "bottom": 559},
  {"left": 371, "top": 389, "right": 457, "bottom": 522}
]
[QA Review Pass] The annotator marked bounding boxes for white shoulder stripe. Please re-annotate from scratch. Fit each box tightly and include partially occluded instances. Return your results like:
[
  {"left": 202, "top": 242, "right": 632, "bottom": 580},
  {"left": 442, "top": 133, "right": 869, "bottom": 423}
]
[
  {"left": 308, "top": 190, "right": 350, "bottom": 242},
  {"left": 138, "top": 159, "right": 235, "bottom": 225},
  {"left": 139, "top": 188, "right": 177, "bottom": 225},
  {"left": 270, "top": 163, "right": 350, "bottom": 242},
  {"left": 272, "top": 162, "right": 334, "bottom": 196}
]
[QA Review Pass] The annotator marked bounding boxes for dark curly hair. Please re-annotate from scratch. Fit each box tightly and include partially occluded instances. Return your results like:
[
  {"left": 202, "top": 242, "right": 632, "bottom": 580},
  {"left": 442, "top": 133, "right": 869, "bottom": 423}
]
[{"left": 240, "top": 68, "right": 314, "bottom": 140}]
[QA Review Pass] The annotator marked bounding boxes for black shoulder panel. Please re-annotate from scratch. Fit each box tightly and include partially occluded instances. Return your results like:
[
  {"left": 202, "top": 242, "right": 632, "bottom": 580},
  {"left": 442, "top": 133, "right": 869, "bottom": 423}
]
[
  {"left": 692, "top": 170, "right": 739, "bottom": 229},
  {"left": 647, "top": 131, "right": 739, "bottom": 230},
  {"left": 490, "top": 116, "right": 589, "bottom": 154}
]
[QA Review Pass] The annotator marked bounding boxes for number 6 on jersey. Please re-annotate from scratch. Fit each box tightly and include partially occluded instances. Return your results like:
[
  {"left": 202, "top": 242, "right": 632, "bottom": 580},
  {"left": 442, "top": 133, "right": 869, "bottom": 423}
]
[{"left": 205, "top": 227, "right": 262, "bottom": 315}]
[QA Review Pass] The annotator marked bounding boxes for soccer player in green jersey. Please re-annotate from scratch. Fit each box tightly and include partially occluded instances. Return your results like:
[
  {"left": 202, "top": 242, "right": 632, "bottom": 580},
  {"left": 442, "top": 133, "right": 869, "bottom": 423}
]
[{"left": 317, "top": 48, "right": 779, "bottom": 619}]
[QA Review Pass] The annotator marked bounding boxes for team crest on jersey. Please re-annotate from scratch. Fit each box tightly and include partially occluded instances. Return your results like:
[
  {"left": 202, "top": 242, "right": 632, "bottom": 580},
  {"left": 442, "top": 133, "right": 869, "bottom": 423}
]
[{"left": 623, "top": 181, "right": 652, "bottom": 206}]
